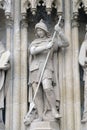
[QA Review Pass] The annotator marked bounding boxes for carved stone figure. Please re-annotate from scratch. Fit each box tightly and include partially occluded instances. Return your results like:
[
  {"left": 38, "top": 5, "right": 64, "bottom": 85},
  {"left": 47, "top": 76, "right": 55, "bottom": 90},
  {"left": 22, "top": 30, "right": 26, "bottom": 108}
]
[
  {"left": 79, "top": 32, "right": 87, "bottom": 123},
  {"left": 0, "top": 41, "right": 10, "bottom": 125},
  {"left": 24, "top": 19, "right": 69, "bottom": 125}
]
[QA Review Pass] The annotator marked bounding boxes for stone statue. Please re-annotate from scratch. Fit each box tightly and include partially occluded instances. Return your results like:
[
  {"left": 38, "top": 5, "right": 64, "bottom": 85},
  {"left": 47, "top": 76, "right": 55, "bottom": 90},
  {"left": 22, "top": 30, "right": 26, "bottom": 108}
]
[
  {"left": 24, "top": 19, "right": 69, "bottom": 125},
  {"left": 79, "top": 32, "right": 87, "bottom": 123},
  {"left": 0, "top": 41, "right": 10, "bottom": 125}
]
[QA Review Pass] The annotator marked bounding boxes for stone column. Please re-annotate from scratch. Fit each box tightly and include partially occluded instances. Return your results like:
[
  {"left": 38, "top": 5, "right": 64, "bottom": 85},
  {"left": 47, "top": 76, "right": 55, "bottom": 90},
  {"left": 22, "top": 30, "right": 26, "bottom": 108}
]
[
  {"left": 13, "top": 0, "right": 21, "bottom": 130},
  {"left": 65, "top": 0, "right": 74, "bottom": 130},
  {"left": 5, "top": 15, "right": 13, "bottom": 130},
  {"left": 20, "top": 14, "right": 28, "bottom": 130},
  {"left": 72, "top": 17, "right": 81, "bottom": 130},
  {"left": 21, "top": 0, "right": 26, "bottom": 15}
]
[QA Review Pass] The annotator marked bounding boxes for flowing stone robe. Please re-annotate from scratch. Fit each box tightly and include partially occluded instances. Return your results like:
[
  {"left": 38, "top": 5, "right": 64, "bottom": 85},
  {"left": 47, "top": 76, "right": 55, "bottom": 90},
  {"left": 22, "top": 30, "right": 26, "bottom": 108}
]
[
  {"left": 79, "top": 38, "right": 87, "bottom": 122},
  {"left": 0, "top": 48, "right": 10, "bottom": 109}
]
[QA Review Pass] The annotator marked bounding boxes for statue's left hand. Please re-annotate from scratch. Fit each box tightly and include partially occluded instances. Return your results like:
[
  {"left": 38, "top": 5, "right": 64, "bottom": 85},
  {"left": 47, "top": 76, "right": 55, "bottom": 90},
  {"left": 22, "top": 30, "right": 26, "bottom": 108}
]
[
  {"left": 47, "top": 41, "right": 53, "bottom": 49},
  {"left": 54, "top": 25, "right": 62, "bottom": 34}
]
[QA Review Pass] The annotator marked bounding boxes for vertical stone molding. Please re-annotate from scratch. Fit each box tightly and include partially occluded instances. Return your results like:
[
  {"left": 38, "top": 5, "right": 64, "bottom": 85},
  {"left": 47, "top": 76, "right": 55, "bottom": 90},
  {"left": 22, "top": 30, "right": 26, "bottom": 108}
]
[
  {"left": 72, "top": 16, "right": 81, "bottom": 130},
  {"left": 65, "top": 0, "right": 74, "bottom": 130},
  {"left": 13, "top": 0, "right": 21, "bottom": 130},
  {"left": 5, "top": 14, "right": 13, "bottom": 130},
  {"left": 20, "top": 14, "right": 28, "bottom": 130}
]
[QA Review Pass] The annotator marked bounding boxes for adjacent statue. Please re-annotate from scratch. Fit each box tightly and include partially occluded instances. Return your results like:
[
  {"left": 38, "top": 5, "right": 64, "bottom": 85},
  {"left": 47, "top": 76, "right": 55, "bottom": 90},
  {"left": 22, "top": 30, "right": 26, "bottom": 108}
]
[
  {"left": 24, "top": 19, "right": 69, "bottom": 125},
  {"left": 79, "top": 32, "right": 87, "bottom": 123},
  {"left": 0, "top": 41, "right": 10, "bottom": 124}
]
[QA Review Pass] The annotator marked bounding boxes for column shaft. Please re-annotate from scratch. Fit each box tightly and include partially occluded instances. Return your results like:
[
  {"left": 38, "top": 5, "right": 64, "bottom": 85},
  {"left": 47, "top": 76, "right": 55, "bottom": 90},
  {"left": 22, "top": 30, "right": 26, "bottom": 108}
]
[
  {"left": 13, "top": 0, "right": 21, "bottom": 130},
  {"left": 5, "top": 18, "right": 13, "bottom": 130},
  {"left": 65, "top": 0, "right": 74, "bottom": 130},
  {"left": 20, "top": 19, "right": 28, "bottom": 130},
  {"left": 72, "top": 19, "right": 81, "bottom": 130}
]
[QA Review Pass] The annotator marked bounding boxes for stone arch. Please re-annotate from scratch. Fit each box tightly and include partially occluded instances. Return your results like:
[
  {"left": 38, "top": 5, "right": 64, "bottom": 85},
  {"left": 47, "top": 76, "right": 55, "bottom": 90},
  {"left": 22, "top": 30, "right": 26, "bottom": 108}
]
[
  {"left": 0, "top": 0, "right": 12, "bottom": 17},
  {"left": 73, "top": 0, "right": 87, "bottom": 18},
  {"left": 21, "top": 0, "right": 63, "bottom": 17}
]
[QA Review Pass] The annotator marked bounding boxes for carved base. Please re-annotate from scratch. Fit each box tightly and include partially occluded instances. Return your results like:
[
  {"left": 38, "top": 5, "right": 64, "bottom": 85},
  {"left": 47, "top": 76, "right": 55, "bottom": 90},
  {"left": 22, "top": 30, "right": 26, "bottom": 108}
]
[
  {"left": 0, "top": 122, "right": 5, "bottom": 130},
  {"left": 27, "top": 121, "right": 60, "bottom": 130}
]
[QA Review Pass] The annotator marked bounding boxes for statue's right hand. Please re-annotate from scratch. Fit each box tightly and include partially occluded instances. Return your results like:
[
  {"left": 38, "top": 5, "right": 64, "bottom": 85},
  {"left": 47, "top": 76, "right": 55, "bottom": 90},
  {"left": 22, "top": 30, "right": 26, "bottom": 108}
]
[{"left": 47, "top": 42, "right": 53, "bottom": 49}]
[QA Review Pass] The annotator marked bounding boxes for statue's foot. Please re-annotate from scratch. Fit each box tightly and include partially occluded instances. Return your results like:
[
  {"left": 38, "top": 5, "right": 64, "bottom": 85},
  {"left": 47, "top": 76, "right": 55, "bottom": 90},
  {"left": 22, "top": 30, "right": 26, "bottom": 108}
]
[
  {"left": 81, "top": 118, "right": 87, "bottom": 123},
  {"left": 33, "top": 117, "right": 43, "bottom": 122},
  {"left": 54, "top": 113, "right": 62, "bottom": 119},
  {"left": 52, "top": 109, "right": 62, "bottom": 119}
]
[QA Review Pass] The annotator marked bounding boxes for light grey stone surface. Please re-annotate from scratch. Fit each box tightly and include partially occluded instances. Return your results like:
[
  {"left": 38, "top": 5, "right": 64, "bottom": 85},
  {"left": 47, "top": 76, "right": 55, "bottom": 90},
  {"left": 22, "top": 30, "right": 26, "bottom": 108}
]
[
  {"left": 0, "top": 122, "right": 5, "bottom": 130},
  {"left": 27, "top": 121, "right": 59, "bottom": 130}
]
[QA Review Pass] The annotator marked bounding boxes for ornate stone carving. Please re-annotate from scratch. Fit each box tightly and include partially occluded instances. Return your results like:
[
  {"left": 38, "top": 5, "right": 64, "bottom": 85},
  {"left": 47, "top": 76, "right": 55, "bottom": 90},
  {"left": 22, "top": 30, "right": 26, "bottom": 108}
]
[
  {"left": 5, "top": 16, "right": 13, "bottom": 28},
  {"left": 21, "top": 14, "right": 28, "bottom": 28},
  {"left": 22, "top": 0, "right": 62, "bottom": 15},
  {"left": 72, "top": 18, "right": 79, "bottom": 28},
  {"left": 0, "top": 0, "right": 11, "bottom": 14},
  {"left": 72, "top": 0, "right": 87, "bottom": 18},
  {"left": 24, "top": 19, "right": 69, "bottom": 126}
]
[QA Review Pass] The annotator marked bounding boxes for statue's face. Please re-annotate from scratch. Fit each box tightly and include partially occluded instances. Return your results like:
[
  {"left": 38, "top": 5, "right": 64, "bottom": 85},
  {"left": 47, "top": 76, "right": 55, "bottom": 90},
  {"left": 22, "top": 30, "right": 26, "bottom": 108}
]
[{"left": 36, "top": 28, "right": 46, "bottom": 38}]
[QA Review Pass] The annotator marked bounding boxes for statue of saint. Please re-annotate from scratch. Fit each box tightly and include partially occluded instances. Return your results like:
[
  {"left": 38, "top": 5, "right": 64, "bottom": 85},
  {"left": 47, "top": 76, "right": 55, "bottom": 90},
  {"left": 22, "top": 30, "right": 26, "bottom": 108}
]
[
  {"left": 24, "top": 19, "right": 69, "bottom": 125},
  {"left": 79, "top": 32, "right": 87, "bottom": 123},
  {"left": 0, "top": 41, "right": 10, "bottom": 124}
]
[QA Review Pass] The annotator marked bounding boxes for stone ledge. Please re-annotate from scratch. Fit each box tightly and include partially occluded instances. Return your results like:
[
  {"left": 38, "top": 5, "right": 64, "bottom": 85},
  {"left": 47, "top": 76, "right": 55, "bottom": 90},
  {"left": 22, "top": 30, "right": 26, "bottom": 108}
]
[{"left": 27, "top": 121, "right": 59, "bottom": 130}]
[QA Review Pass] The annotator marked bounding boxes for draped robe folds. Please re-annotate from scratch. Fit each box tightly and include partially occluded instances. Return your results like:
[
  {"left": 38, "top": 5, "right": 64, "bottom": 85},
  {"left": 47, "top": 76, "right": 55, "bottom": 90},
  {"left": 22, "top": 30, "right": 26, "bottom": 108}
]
[
  {"left": 79, "top": 40, "right": 87, "bottom": 81},
  {"left": 0, "top": 50, "right": 10, "bottom": 109},
  {"left": 79, "top": 39, "right": 87, "bottom": 121}
]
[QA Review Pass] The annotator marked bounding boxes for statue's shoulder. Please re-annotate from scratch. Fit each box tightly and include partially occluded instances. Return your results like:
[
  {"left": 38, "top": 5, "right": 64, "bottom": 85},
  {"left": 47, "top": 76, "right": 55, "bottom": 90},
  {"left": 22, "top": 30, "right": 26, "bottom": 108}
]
[
  {"left": 30, "top": 39, "right": 41, "bottom": 45},
  {"left": 30, "top": 37, "right": 52, "bottom": 47},
  {"left": 80, "top": 40, "right": 87, "bottom": 49}
]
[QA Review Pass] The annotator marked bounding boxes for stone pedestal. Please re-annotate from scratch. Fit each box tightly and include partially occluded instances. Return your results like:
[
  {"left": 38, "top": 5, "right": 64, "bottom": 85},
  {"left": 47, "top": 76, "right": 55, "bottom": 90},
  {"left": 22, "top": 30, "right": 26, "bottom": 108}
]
[
  {"left": 81, "top": 122, "right": 87, "bottom": 130},
  {"left": 27, "top": 121, "right": 59, "bottom": 130},
  {"left": 0, "top": 122, "right": 5, "bottom": 130}
]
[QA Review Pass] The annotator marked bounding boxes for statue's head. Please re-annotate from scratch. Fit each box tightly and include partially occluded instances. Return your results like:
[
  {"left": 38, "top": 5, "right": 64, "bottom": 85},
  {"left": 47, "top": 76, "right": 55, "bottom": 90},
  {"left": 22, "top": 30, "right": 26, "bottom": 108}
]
[{"left": 35, "top": 19, "right": 49, "bottom": 38}]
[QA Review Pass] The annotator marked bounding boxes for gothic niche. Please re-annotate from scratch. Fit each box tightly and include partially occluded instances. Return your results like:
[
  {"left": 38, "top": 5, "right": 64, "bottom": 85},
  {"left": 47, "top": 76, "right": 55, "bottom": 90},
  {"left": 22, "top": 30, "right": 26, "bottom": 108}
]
[
  {"left": 27, "top": 0, "right": 59, "bottom": 43},
  {"left": 78, "top": 2, "right": 87, "bottom": 122},
  {"left": 24, "top": 0, "right": 66, "bottom": 128}
]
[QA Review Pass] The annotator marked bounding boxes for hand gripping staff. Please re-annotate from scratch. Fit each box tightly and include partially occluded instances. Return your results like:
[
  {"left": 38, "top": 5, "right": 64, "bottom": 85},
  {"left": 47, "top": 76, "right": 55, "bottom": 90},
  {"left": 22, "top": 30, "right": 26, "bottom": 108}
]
[{"left": 28, "top": 16, "right": 62, "bottom": 115}]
